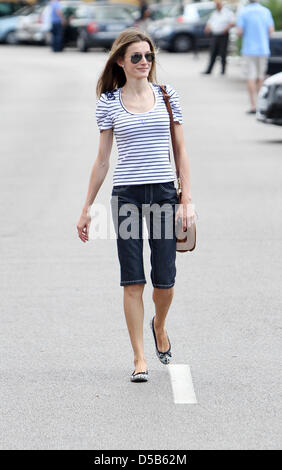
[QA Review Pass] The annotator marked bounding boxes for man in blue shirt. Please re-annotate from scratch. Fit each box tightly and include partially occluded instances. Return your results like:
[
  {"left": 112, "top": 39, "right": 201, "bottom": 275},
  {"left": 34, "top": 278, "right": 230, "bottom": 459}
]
[
  {"left": 237, "top": 0, "right": 274, "bottom": 113},
  {"left": 49, "top": 0, "right": 65, "bottom": 52}
]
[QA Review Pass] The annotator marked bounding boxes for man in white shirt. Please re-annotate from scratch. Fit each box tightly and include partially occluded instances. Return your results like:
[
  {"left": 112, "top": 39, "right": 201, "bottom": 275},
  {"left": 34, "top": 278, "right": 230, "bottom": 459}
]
[{"left": 202, "top": 0, "right": 235, "bottom": 75}]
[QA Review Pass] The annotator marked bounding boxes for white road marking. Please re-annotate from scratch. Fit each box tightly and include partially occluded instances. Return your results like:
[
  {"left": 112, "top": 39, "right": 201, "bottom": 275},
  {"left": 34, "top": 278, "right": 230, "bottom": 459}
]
[{"left": 168, "top": 364, "right": 197, "bottom": 404}]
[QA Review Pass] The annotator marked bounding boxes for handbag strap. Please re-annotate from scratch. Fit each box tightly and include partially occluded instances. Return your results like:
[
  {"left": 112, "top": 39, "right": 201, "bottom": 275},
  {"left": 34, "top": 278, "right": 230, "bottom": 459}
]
[
  {"left": 160, "top": 84, "right": 181, "bottom": 197},
  {"left": 160, "top": 85, "right": 176, "bottom": 163},
  {"left": 160, "top": 85, "right": 197, "bottom": 238}
]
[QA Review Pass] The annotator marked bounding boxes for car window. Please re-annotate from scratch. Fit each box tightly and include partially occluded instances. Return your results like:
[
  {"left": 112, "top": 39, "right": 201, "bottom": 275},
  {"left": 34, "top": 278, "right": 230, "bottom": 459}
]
[
  {"left": 270, "top": 37, "right": 282, "bottom": 56},
  {"left": 33, "top": 6, "right": 43, "bottom": 14},
  {"left": 152, "top": 4, "right": 178, "bottom": 20},
  {"left": 12, "top": 6, "right": 33, "bottom": 16},
  {"left": 184, "top": 5, "right": 199, "bottom": 21},
  {"left": 63, "top": 5, "right": 78, "bottom": 18},
  {"left": 95, "top": 6, "right": 133, "bottom": 21},
  {"left": 166, "top": 4, "right": 182, "bottom": 18},
  {"left": 75, "top": 5, "right": 133, "bottom": 20},
  {"left": 197, "top": 7, "right": 215, "bottom": 19},
  {"left": 0, "top": 3, "right": 13, "bottom": 16},
  {"left": 75, "top": 5, "right": 92, "bottom": 18}
]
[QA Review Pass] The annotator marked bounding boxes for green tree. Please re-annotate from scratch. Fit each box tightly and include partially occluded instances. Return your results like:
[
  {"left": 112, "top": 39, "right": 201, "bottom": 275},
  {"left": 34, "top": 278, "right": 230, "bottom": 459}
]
[{"left": 262, "top": 0, "right": 282, "bottom": 30}]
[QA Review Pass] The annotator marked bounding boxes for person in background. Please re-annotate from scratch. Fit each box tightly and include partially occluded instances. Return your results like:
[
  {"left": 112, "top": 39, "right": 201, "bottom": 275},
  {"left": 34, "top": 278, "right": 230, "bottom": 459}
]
[
  {"left": 139, "top": 0, "right": 149, "bottom": 21},
  {"left": 237, "top": 0, "right": 275, "bottom": 114},
  {"left": 49, "top": 0, "right": 65, "bottom": 52},
  {"left": 136, "top": 7, "right": 152, "bottom": 32},
  {"left": 202, "top": 0, "right": 235, "bottom": 75},
  {"left": 134, "top": 1, "right": 152, "bottom": 35}
]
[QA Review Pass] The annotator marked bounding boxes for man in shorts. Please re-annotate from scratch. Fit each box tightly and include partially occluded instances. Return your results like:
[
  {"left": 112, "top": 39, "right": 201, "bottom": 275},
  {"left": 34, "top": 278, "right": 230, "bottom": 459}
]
[{"left": 237, "top": 0, "right": 275, "bottom": 114}]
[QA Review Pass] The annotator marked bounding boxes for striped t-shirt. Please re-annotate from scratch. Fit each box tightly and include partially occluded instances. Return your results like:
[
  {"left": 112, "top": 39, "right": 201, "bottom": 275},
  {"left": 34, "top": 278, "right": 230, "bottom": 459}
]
[{"left": 95, "top": 82, "right": 183, "bottom": 186}]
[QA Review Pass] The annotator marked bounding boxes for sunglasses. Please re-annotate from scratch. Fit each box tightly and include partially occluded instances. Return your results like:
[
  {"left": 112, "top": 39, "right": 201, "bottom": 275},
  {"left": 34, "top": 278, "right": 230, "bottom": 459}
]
[{"left": 130, "top": 52, "right": 155, "bottom": 64}]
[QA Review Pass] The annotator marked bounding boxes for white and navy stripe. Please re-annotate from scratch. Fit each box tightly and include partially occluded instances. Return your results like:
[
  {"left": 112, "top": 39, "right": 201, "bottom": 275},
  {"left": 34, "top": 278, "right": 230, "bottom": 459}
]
[{"left": 95, "top": 83, "right": 183, "bottom": 186}]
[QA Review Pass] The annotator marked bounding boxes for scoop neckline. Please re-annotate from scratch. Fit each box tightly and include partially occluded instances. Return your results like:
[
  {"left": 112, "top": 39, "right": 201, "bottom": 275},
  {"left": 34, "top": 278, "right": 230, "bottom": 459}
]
[{"left": 119, "top": 82, "right": 157, "bottom": 115}]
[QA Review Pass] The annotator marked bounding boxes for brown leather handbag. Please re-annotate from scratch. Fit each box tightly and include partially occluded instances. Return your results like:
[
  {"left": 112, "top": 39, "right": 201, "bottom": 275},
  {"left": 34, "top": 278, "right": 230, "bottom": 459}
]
[{"left": 160, "top": 84, "right": 196, "bottom": 253}]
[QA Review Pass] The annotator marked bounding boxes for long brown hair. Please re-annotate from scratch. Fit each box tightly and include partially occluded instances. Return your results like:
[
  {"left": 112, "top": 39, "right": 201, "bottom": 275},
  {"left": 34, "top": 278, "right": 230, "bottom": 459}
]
[{"left": 96, "top": 28, "right": 157, "bottom": 97}]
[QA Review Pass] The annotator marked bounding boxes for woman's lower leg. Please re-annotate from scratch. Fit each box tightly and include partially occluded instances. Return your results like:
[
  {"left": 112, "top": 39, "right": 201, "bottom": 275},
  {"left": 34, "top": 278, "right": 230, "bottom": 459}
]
[
  {"left": 123, "top": 283, "right": 147, "bottom": 373},
  {"left": 152, "top": 287, "right": 174, "bottom": 352}
]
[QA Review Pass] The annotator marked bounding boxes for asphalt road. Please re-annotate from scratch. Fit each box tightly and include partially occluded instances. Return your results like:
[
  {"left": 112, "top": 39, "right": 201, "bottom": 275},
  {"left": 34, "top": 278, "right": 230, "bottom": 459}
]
[{"left": 0, "top": 44, "right": 281, "bottom": 450}]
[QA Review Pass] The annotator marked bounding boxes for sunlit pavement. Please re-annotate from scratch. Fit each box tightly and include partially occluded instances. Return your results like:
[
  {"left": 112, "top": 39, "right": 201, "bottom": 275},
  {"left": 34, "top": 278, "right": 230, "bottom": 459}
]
[{"left": 0, "top": 45, "right": 281, "bottom": 450}]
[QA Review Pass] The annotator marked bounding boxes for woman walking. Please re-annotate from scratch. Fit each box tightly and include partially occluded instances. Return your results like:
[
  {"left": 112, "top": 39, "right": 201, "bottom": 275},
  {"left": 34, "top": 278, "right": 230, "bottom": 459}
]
[{"left": 76, "top": 29, "right": 195, "bottom": 382}]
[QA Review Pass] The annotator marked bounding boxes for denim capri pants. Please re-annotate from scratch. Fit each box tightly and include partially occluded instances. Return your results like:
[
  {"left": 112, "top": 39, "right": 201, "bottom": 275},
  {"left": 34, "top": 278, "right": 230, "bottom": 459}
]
[{"left": 110, "top": 181, "right": 178, "bottom": 289}]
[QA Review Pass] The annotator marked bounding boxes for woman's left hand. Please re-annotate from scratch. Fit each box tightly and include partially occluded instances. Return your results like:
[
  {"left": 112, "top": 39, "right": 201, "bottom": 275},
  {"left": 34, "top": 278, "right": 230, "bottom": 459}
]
[{"left": 175, "top": 201, "right": 196, "bottom": 232}]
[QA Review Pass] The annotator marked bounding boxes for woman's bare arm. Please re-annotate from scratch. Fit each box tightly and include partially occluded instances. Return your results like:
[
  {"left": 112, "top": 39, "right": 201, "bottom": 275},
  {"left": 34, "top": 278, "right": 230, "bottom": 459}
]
[
  {"left": 174, "top": 123, "right": 192, "bottom": 203},
  {"left": 173, "top": 122, "right": 195, "bottom": 230},
  {"left": 77, "top": 129, "right": 113, "bottom": 242},
  {"left": 82, "top": 129, "right": 113, "bottom": 215}
]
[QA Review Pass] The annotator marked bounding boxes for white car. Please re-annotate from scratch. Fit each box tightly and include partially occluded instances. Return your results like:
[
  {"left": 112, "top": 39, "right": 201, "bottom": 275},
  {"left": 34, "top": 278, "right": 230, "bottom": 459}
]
[
  {"left": 16, "top": 1, "right": 80, "bottom": 45},
  {"left": 257, "top": 72, "right": 282, "bottom": 126},
  {"left": 15, "top": 4, "right": 45, "bottom": 43}
]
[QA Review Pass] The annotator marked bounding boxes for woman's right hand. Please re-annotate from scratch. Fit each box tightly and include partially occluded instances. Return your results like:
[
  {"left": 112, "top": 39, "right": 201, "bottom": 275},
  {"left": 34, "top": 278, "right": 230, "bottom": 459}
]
[{"left": 76, "top": 213, "right": 91, "bottom": 243}]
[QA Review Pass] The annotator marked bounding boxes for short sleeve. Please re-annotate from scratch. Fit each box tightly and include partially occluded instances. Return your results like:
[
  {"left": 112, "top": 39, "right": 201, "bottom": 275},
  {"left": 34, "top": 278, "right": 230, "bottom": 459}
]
[
  {"left": 165, "top": 84, "right": 183, "bottom": 124},
  {"left": 236, "top": 11, "right": 244, "bottom": 29},
  {"left": 95, "top": 93, "right": 113, "bottom": 131}
]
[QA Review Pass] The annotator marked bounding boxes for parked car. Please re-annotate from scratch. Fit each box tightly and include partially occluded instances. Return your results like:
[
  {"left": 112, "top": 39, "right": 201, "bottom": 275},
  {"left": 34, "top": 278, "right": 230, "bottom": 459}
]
[
  {"left": 148, "top": 2, "right": 219, "bottom": 52},
  {"left": 68, "top": 2, "right": 137, "bottom": 52},
  {"left": 268, "top": 32, "right": 282, "bottom": 76},
  {"left": 16, "top": 1, "right": 80, "bottom": 45},
  {"left": 147, "top": 1, "right": 216, "bottom": 52},
  {"left": 257, "top": 72, "right": 282, "bottom": 126},
  {"left": 19, "top": 1, "right": 137, "bottom": 49},
  {"left": 0, "top": 4, "right": 33, "bottom": 43},
  {"left": 147, "top": 1, "right": 217, "bottom": 52},
  {"left": 17, "top": 4, "right": 53, "bottom": 44}
]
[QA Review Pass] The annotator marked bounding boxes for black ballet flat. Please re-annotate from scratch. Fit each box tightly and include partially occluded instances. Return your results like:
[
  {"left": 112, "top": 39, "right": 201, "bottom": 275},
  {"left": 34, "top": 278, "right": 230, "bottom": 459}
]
[
  {"left": 130, "top": 370, "right": 149, "bottom": 382},
  {"left": 150, "top": 316, "right": 172, "bottom": 365}
]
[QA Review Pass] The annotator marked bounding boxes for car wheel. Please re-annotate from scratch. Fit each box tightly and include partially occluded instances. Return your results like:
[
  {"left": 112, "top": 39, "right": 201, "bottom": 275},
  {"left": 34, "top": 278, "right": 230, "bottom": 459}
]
[
  {"left": 172, "top": 34, "right": 192, "bottom": 53},
  {"left": 6, "top": 31, "right": 18, "bottom": 45},
  {"left": 77, "top": 34, "right": 88, "bottom": 52}
]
